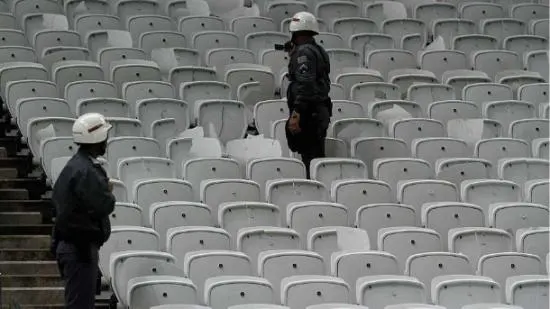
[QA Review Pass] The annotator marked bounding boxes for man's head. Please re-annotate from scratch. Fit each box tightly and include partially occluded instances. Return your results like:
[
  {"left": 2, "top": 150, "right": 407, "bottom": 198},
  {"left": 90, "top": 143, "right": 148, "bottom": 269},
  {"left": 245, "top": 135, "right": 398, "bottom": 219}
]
[
  {"left": 289, "top": 11, "right": 319, "bottom": 43},
  {"left": 72, "top": 113, "right": 112, "bottom": 157}
]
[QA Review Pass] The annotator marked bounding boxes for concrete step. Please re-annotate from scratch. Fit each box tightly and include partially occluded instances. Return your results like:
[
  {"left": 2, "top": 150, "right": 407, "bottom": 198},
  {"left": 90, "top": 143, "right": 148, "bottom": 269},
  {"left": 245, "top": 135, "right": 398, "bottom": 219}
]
[
  {"left": 0, "top": 304, "right": 110, "bottom": 309},
  {"left": 0, "top": 157, "right": 31, "bottom": 177},
  {"left": 0, "top": 167, "right": 17, "bottom": 178},
  {"left": 1, "top": 274, "right": 63, "bottom": 287},
  {"left": 0, "top": 212, "right": 42, "bottom": 224},
  {"left": 0, "top": 147, "right": 6, "bottom": 157},
  {"left": 0, "top": 224, "right": 53, "bottom": 235},
  {"left": 0, "top": 248, "right": 53, "bottom": 261},
  {"left": 0, "top": 188, "right": 29, "bottom": 200},
  {"left": 0, "top": 178, "right": 46, "bottom": 198},
  {"left": 0, "top": 235, "right": 51, "bottom": 249},
  {"left": 0, "top": 200, "right": 52, "bottom": 223},
  {"left": 0, "top": 136, "right": 19, "bottom": 156},
  {"left": 0, "top": 261, "right": 58, "bottom": 275},
  {"left": 1, "top": 287, "right": 64, "bottom": 305}
]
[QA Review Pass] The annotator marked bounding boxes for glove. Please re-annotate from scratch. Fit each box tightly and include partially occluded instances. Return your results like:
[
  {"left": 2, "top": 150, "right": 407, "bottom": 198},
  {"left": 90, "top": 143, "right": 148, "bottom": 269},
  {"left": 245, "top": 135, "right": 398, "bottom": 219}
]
[{"left": 287, "top": 111, "right": 301, "bottom": 134}]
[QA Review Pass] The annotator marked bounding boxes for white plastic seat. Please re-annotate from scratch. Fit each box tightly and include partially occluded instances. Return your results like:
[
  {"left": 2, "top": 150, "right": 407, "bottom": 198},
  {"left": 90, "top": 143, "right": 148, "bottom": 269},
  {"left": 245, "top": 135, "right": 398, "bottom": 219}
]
[
  {"left": 382, "top": 19, "right": 426, "bottom": 49},
  {"left": 192, "top": 31, "right": 239, "bottom": 59},
  {"left": 106, "top": 136, "right": 161, "bottom": 175},
  {"left": 390, "top": 118, "right": 446, "bottom": 147},
  {"left": 427, "top": 101, "right": 480, "bottom": 126},
  {"left": 506, "top": 275, "right": 549, "bottom": 309},
  {"left": 177, "top": 16, "right": 224, "bottom": 46},
  {"left": 496, "top": 71, "right": 546, "bottom": 94},
  {"left": 180, "top": 81, "right": 231, "bottom": 122},
  {"left": 114, "top": 0, "right": 159, "bottom": 26},
  {"left": 182, "top": 158, "right": 241, "bottom": 200},
  {"left": 97, "top": 47, "right": 145, "bottom": 80},
  {"left": 509, "top": 119, "right": 549, "bottom": 142},
  {"left": 326, "top": 49, "right": 361, "bottom": 78},
  {"left": 422, "top": 202, "right": 485, "bottom": 250},
  {"left": 462, "top": 83, "right": 514, "bottom": 107},
  {"left": 334, "top": 69, "right": 383, "bottom": 97},
  {"left": 167, "top": 226, "right": 231, "bottom": 261},
  {"left": 331, "top": 250, "right": 399, "bottom": 301},
  {"left": 270, "top": 118, "right": 291, "bottom": 157},
  {"left": 223, "top": 63, "right": 274, "bottom": 100},
  {"left": 73, "top": 14, "right": 120, "bottom": 39},
  {"left": 356, "top": 275, "right": 426, "bottom": 308},
  {"left": 228, "top": 305, "right": 287, "bottom": 309},
  {"left": 266, "top": 179, "right": 328, "bottom": 224},
  {"left": 315, "top": 1, "right": 359, "bottom": 25},
  {"left": 266, "top": 2, "right": 309, "bottom": 30},
  {"left": 525, "top": 50, "right": 549, "bottom": 81},
  {"left": 412, "top": 138, "right": 469, "bottom": 167},
  {"left": 415, "top": 2, "right": 458, "bottom": 28},
  {"left": 498, "top": 158, "right": 550, "bottom": 187},
  {"left": 252, "top": 99, "right": 288, "bottom": 137},
  {"left": 4, "top": 79, "right": 56, "bottom": 118},
  {"left": 245, "top": 31, "right": 289, "bottom": 59},
  {"left": 478, "top": 252, "right": 544, "bottom": 298},
  {"left": 350, "top": 82, "right": 401, "bottom": 106},
  {"left": 169, "top": 65, "right": 216, "bottom": 90},
  {"left": 218, "top": 202, "right": 281, "bottom": 239},
  {"left": 204, "top": 276, "right": 274, "bottom": 309},
  {"left": 366, "top": 49, "right": 416, "bottom": 79},
  {"left": 530, "top": 19, "right": 549, "bottom": 38},
  {"left": 118, "top": 157, "right": 176, "bottom": 194},
  {"left": 504, "top": 35, "right": 547, "bottom": 60},
  {"left": 368, "top": 99, "right": 422, "bottom": 120},
  {"left": 184, "top": 250, "right": 252, "bottom": 299},
  {"left": 26, "top": 117, "right": 75, "bottom": 158},
  {"left": 246, "top": 157, "right": 306, "bottom": 197},
  {"left": 378, "top": 227, "right": 442, "bottom": 270},
  {"left": 364, "top": 1, "right": 408, "bottom": 28},
  {"left": 397, "top": 179, "right": 458, "bottom": 223},
  {"left": 460, "top": 3, "right": 505, "bottom": 24},
  {"left": 307, "top": 227, "right": 370, "bottom": 271},
  {"left": 85, "top": 30, "right": 133, "bottom": 62},
  {"left": 405, "top": 252, "right": 472, "bottom": 299},
  {"left": 516, "top": 227, "right": 550, "bottom": 262},
  {"left": 356, "top": 204, "right": 416, "bottom": 250},
  {"left": 474, "top": 138, "right": 530, "bottom": 174},
  {"left": 310, "top": 158, "right": 367, "bottom": 189},
  {"left": 314, "top": 32, "right": 344, "bottom": 50},
  {"left": 349, "top": 34, "right": 394, "bottom": 64},
  {"left": 258, "top": 250, "right": 325, "bottom": 297},
  {"left": 16, "top": 97, "right": 71, "bottom": 142},
  {"left": 200, "top": 179, "right": 261, "bottom": 217},
  {"left": 442, "top": 70, "right": 492, "bottom": 100},
  {"left": 135, "top": 98, "right": 188, "bottom": 136},
  {"left": 388, "top": 70, "right": 438, "bottom": 98},
  {"left": 0, "top": 30, "right": 28, "bottom": 47},
  {"left": 332, "top": 17, "right": 377, "bottom": 42},
  {"left": 461, "top": 179, "right": 522, "bottom": 214},
  {"left": 433, "top": 18, "right": 476, "bottom": 47},
  {"left": 488, "top": 201, "right": 549, "bottom": 234},
  {"left": 435, "top": 158, "right": 492, "bottom": 187},
  {"left": 110, "top": 251, "right": 185, "bottom": 308},
  {"left": 52, "top": 60, "right": 104, "bottom": 96},
  {"left": 460, "top": 304, "right": 522, "bottom": 309},
  {"left": 511, "top": 3, "right": 549, "bottom": 22},
  {"left": 431, "top": 275, "right": 501, "bottom": 309},
  {"left": 524, "top": 179, "right": 549, "bottom": 205},
  {"left": 122, "top": 80, "right": 174, "bottom": 114},
  {"left": 110, "top": 59, "right": 161, "bottom": 94},
  {"left": 471, "top": 50, "right": 522, "bottom": 80},
  {"left": 385, "top": 305, "right": 446, "bottom": 309},
  {"left": 373, "top": 158, "right": 433, "bottom": 194},
  {"left": 50, "top": 156, "right": 71, "bottom": 185},
  {"left": 481, "top": 18, "right": 526, "bottom": 45},
  {"left": 206, "top": 48, "right": 255, "bottom": 72},
  {"left": 419, "top": 50, "right": 467, "bottom": 81},
  {"left": 0, "top": 46, "right": 35, "bottom": 63},
  {"left": 99, "top": 226, "right": 160, "bottom": 281},
  {"left": 126, "top": 14, "right": 173, "bottom": 42},
  {"left": 449, "top": 227, "right": 513, "bottom": 267},
  {"left": 351, "top": 137, "right": 409, "bottom": 177},
  {"left": 484, "top": 101, "right": 537, "bottom": 134},
  {"left": 237, "top": 227, "right": 301, "bottom": 267},
  {"left": 231, "top": 16, "right": 275, "bottom": 45},
  {"left": 331, "top": 179, "right": 393, "bottom": 224},
  {"left": 134, "top": 180, "right": 194, "bottom": 226},
  {"left": 281, "top": 275, "right": 350, "bottom": 309},
  {"left": 330, "top": 118, "right": 386, "bottom": 147},
  {"left": 401, "top": 33, "right": 424, "bottom": 55},
  {"left": 110, "top": 202, "right": 141, "bottom": 226},
  {"left": 39, "top": 136, "right": 76, "bottom": 179},
  {"left": 195, "top": 100, "right": 247, "bottom": 145},
  {"left": 152, "top": 48, "right": 200, "bottom": 77},
  {"left": 452, "top": 34, "right": 499, "bottom": 57},
  {"left": 138, "top": 30, "right": 188, "bottom": 54},
  {"left": 325, "top": 137, "right": 348, "bottom": 158},
  {"left": 287, "top": 201, "right": 349, "bottom": 240}
]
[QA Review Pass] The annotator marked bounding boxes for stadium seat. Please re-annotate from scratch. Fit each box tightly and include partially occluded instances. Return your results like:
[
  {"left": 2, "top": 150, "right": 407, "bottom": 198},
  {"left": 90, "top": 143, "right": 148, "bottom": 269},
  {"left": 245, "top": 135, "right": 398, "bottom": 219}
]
[
  {"left": 356, "top": 275, "right": 426, "bottom": 308},
  {"left": 505, "top": 275, "right": 549, "bottom": 309},
  {"left": 449, "top": 227, "right": 513, "bottom": 267},
  {"left": 431, "top": 275, "right": 501, "bottom": 309}
]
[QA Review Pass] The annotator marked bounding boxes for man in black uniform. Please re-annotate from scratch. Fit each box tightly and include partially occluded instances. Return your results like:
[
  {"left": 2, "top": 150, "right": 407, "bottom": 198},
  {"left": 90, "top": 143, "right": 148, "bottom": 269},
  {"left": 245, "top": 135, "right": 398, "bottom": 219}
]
[
  {"left": 51, "top": 113, "right": 115, "bottom": 309},
  {"left": 284, "top": 11, "right": 332, "bottom": 178}
]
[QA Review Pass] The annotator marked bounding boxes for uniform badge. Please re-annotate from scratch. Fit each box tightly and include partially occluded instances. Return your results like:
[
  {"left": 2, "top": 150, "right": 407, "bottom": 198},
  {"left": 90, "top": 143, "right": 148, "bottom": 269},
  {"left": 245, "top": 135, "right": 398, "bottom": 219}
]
[{"left": 297, "top": 55, "right": 308, "bottom": 64}]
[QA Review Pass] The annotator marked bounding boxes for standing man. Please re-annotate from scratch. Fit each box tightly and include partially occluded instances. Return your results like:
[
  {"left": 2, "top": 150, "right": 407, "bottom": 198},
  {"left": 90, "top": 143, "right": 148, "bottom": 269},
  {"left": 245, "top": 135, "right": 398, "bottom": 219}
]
[
  {"left": 285, "top": 11, "right": 332, "bottom": 178},
  {"left": 51, "top": 113, "right": 115, "bottom": 309}
]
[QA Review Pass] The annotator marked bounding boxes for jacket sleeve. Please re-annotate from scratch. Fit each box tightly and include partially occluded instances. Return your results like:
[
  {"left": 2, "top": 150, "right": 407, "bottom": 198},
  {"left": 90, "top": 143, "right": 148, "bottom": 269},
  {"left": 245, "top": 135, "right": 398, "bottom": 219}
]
[
  {"left": 74, "top": 168, "right": 115, "bottom": 219},
  {"left": 292, "top": 47, "right": 318, "bottom": 115}
]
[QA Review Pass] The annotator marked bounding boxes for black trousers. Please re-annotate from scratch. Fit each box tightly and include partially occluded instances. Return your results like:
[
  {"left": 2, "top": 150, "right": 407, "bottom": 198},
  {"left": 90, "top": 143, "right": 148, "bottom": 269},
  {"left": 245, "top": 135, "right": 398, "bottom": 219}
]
[
  {"left": 300, "top": 136, "right": 326, "bottom": 179},
  {"left": 56, "top": 241, "right": 99, "bottom": 309}
]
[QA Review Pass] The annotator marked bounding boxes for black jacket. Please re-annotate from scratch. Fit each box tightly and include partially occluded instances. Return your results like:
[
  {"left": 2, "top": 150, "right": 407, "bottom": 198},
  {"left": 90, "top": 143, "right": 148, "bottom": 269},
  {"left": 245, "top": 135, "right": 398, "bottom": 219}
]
[
  {"left": 286, "top": 38, "right": 332, "bottom": 116},
  {"left": 52, "top": 148, "right": 115, "bottom": 247}
]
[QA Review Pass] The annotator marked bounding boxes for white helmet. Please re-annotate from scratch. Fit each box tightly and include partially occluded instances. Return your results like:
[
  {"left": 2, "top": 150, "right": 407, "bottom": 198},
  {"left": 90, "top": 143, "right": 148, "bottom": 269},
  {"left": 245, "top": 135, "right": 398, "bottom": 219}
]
[
  {"left": 289, "top": 11, "right": 319, "bottom": 34},
  {"left": 72, "top": 113, "right": 112, "bottom": 144}
]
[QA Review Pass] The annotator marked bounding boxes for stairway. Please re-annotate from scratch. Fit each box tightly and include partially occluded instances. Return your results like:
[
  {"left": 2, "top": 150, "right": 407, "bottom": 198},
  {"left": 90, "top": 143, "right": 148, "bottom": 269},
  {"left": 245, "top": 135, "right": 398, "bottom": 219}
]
[{"left": 0, "top": 110, "right": 109, "bottom": 308}]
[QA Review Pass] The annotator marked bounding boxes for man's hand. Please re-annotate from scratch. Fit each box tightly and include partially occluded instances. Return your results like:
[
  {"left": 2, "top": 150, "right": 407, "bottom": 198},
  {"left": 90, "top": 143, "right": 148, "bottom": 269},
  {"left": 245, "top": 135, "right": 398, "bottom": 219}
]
[{"left": 288, "top": 111, "right": 301, "bottom": 134}]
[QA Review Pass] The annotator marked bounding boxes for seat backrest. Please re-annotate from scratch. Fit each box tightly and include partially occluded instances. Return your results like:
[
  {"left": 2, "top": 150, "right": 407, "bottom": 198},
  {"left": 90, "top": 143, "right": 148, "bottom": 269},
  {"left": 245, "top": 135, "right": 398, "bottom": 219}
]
[
  {"left": 378, "top": 227, "right": 442, "bottom": 269},
  {"left": 237, "top": 227, "right": 301, "bottom": 268},
  {"left": 373, "top": 158, "right": 433, "bottom": 193},
  {"left": 281, "top": 275, "right": 351, "bottom": 309},
  {"left": 310, "top": 158, "right": 367, "bottom": 189},
  {"left": 183, "top": 158, "right": 241, "bottom": 200},
  {"left": 307, "top": 227, "right": 370, "bottom": 270},
  {"left": 167, "top": 226, "right": 231, "bottom": 260},
  {"left": 449, "top": 227, "right": 513, "bottom": 268}
]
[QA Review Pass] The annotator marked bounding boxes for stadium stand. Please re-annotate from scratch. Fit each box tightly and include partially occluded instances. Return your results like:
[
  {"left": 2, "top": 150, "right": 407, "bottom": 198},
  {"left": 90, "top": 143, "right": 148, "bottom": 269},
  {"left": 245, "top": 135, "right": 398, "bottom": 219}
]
[{"left": 0, "top": 0, "right": 548, "bottom": 308}]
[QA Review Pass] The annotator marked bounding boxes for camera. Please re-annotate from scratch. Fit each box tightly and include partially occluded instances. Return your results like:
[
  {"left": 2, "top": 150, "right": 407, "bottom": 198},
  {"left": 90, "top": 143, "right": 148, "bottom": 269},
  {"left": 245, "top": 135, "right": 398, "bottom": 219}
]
[{"left": 274, "top": 41, "right": 293, "bottom": 52}]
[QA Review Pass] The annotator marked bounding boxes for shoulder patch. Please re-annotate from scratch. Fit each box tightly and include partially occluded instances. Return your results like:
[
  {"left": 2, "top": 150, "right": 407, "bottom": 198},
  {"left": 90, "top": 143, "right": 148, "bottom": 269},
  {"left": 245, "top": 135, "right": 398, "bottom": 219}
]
[{"left": 297, "top": 55, "right": 308, "bottom": 64}]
